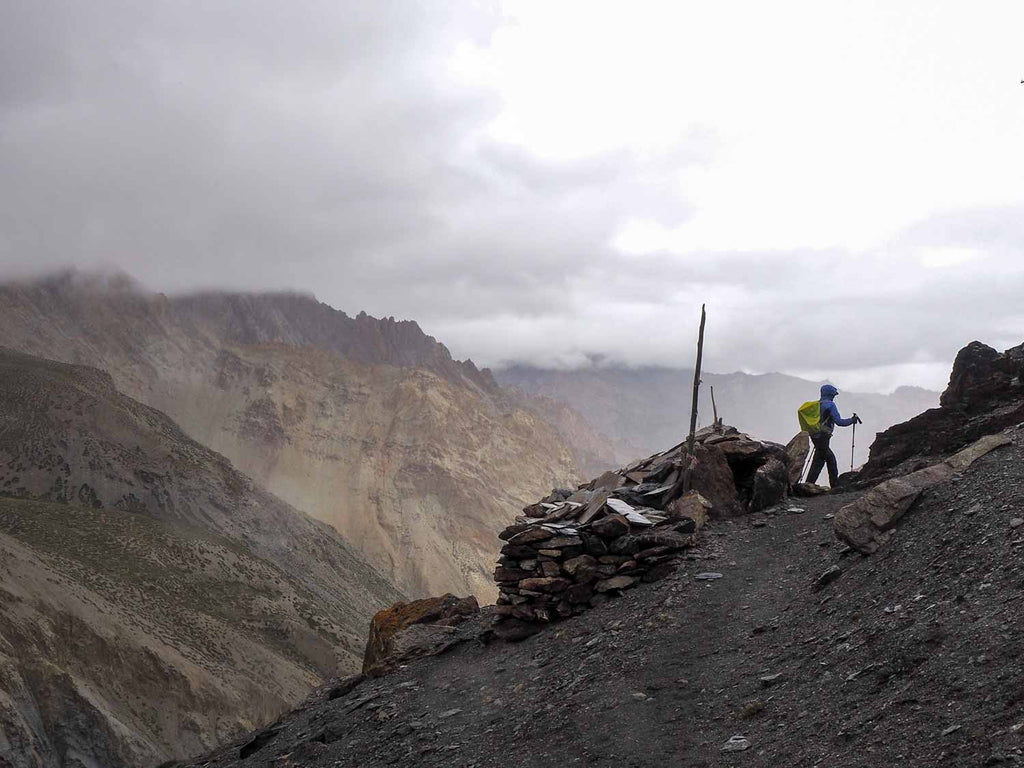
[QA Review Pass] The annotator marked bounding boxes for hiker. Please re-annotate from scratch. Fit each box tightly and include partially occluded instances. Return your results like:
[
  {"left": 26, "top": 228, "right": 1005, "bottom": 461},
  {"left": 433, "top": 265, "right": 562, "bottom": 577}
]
[{"left": 806, "top": 384, "right": 861, "bottom": 487}]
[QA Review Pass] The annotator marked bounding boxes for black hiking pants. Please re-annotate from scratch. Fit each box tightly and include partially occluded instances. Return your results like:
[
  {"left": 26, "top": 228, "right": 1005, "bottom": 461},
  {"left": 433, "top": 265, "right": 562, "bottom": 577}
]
[{"left": 807, "top": 432, "right": 839, "bottom": 487}]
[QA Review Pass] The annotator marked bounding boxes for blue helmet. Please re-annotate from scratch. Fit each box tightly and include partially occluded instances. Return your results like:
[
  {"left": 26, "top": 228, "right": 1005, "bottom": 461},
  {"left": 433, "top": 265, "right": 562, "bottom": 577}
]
[{"left": 820, "top": 384, "right": 839, "bottom": 399}]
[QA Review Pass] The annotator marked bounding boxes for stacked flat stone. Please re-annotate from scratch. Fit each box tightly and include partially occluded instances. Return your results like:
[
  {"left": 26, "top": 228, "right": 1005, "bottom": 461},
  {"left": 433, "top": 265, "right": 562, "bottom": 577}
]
[
  {"left": 492, "top": 493, "right": 705, "bottom": 628},
  {"left": 492, "top": 425, "right": 794, "bottom": 638}
]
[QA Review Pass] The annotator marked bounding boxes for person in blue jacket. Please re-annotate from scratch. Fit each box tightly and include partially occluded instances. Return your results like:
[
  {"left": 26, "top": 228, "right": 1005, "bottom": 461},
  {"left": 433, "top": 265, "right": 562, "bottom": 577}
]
[{"left": 807, "top": 384, "right": 862, "bottom": 487}]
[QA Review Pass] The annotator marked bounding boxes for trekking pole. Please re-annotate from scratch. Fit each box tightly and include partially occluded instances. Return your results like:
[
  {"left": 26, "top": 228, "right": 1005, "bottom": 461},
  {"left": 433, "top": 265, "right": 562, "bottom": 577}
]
[
  {"left": 850, "top": 421, "right": 856, "bottom": 472},
  {"left": 800, "top": 434, "right": 814, "bottom": 483}
]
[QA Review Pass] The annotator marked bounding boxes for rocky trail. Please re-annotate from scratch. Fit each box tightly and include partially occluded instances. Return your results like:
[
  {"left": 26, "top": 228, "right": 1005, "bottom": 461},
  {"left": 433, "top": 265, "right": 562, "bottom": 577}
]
[{"left": 179, "top": 427, "right": 1024, "bottom": 768}]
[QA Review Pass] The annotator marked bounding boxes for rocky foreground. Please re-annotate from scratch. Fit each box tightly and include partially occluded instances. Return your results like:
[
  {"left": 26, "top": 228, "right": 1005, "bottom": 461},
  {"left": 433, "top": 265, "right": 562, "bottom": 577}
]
[
  {"left": 178, "top": 426, "right": 1024, "bottom": 767},
  {"left": 177, "top": 338, "right": 1024, "bottom": 768}
]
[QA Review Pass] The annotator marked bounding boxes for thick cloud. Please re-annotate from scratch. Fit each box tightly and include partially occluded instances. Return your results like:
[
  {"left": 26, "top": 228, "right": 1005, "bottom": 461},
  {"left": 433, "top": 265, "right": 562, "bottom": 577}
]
[{"left": 1, "top": 2, "right": 1022, "bottom": 393}]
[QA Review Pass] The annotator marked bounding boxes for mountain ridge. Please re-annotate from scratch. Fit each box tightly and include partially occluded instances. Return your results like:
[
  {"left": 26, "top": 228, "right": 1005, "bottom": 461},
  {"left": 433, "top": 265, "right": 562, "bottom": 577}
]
[{"left": 0, "top": 274, "right": 586, "bottom": 601}]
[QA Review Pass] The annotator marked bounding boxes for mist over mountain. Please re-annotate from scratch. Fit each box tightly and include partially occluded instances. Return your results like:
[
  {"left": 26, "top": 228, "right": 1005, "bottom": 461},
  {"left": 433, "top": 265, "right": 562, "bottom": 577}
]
[
  {"left": 497, "top": 365, "right": 939, "bottom": 473},
  {"left": 0, "top": 272, "right": 586, "bottom": 602}
]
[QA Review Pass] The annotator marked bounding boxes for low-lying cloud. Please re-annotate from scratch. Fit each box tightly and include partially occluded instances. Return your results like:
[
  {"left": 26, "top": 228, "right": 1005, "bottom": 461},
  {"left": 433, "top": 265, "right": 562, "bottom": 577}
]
[{"left": 2, "top": 2, "right": 1021, "bottom": 393}]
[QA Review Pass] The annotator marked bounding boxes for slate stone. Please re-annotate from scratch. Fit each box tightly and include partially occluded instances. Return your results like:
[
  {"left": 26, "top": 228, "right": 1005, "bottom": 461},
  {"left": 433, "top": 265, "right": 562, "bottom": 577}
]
[
  {"left": 498, "top": 523, "right": 532, "bottom": 541},
  {"left": 834, "top": 463, "right": 954, "bottom": 553},
  {"left": 595, "top": 575, "right": 638, "bottom": 592},
  {"left": 493, "top": 567, "right": 533, "bottom": 583},
  {"left": 749, "top": 457, "right": 789, "bottom": 512},
  {"left": 721, "top": 735, "right": 751, "bottom": 752},
  {"left": 563, "top": 554, "right": 598, "bottom": 577},
  {"left": 582, "top": 534, "right": 609, "bottom": 556},
  {"left": 591, "top": 470, "right": 625, "bottom": 492},
  {"left": 577, "top": 490, "right": 610, "bottom": 525},
  {"left": 591, "top": 513, "right": 630, "bottom": 540},
  {"left": 567, "top": 583, "right": 594, "bottom": 604},
  {"left": 510, "top": 527, "right": 555, "bottom": 545},
  {"left": 611, "top": 530, "right": 692, "bottom": 555},
  {"left": 665, "top": 490, "right": 711, "bottom": 531},
  {"left": 501, "top": 543, "right": 542, "bottom": 558},
  {"left": 518, "top": 577, "right": 571, "bottom": 593},
  {"left": 539, "top": 561, "right": 561, "bottom": 578},
  {"left": 813, "top": 565, "right": 842, "bottom": 592},
  {"left": 545, "top": 535, "right": 583, "bottom": 548},
  {"left": 636, "top": 546, "right": 673, "bottom": 560}
]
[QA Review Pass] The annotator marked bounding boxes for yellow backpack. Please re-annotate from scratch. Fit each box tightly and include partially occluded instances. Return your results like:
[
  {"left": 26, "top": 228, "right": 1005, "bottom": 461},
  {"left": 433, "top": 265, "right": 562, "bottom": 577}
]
[{"left": 797, "top": 400, "right": 822, "bottom": 434}]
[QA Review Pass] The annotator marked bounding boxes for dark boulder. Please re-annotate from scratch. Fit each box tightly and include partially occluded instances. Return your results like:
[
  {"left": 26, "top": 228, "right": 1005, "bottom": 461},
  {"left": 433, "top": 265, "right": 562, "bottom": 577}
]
[
  {"left": 940, "top": 340, "right": 1024, "bottom": 411},
  {"left": 748, "top": 456, "right": 789, "bottom": 512},
  {"left": 686, "top": 442, "right": 744, "bottom": 518},
  {"left": 855, "top": 340, "right": 1024, "bottom": 485}
]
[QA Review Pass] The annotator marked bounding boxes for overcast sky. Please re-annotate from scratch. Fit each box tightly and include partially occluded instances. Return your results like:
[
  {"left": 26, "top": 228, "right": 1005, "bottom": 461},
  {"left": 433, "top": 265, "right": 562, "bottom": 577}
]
[{"left": 2, "top": 2, "right": 1023, "bottom": 392}]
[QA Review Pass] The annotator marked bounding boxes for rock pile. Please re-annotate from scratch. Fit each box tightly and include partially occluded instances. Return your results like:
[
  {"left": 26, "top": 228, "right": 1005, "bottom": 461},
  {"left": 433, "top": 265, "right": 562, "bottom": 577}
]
[{"left": 493, "top": 426, "right": 793, "bottom": 637}]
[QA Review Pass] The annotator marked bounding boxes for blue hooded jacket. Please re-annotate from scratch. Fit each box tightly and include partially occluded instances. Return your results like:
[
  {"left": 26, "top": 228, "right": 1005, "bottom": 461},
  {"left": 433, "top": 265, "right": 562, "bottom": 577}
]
[{"left": 819, "top": 384, "right": 855, "bottom": 434}]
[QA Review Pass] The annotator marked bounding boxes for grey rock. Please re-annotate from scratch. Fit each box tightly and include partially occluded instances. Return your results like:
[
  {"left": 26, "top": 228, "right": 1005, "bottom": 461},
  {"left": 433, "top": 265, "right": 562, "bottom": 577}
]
[
  {"left": 721, "top": 734, "right": 751, "bottom": 752},
  {"left": 695, "top": 572, "right": 723, "bottom": 580},
  {"left": 812, "top": 565, "right": 842, "bottom": 592},
  {"left": 595, "top": 575, "right": 639, "bottom": 592}
]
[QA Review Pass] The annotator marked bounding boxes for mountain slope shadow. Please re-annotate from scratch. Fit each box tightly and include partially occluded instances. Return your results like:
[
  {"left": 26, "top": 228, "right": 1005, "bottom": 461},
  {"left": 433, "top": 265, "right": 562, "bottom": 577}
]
[{"left": 0, "top": 347, "right": 402, "bottom": 768}]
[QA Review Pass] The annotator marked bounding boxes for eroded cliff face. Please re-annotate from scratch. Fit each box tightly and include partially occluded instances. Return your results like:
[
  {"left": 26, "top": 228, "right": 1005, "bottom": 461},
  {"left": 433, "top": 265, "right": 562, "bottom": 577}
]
[
  {"left": 0, "top": 348, "right": 402, "bottom": 767},
  {"left": 163, "top": 344, "right": 579, "bottom": 601},
  {"left": 0, "top": 274, "right": 582, "bottom": 601}
]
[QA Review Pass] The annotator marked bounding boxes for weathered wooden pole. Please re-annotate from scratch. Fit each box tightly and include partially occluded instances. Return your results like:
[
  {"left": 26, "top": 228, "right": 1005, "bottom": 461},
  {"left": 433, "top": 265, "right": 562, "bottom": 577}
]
[
  {"left": 682, "top": 304, "right": 707, "bottom": 493},
  {"left": 710, "top": 385, "right": 719, "bottom": 429}
]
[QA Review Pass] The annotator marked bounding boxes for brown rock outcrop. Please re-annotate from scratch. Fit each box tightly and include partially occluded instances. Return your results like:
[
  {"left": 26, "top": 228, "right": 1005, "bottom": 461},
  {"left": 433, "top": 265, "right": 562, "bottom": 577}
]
[{"left": 363, "top": 595, "right": 479, "bottom": 677}]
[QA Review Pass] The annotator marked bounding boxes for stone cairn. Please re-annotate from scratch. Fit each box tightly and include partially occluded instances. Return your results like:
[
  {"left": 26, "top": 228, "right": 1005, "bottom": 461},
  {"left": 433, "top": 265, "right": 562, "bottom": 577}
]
[{"left": 493, "top": 425, "right": 793, "bottom": 639}]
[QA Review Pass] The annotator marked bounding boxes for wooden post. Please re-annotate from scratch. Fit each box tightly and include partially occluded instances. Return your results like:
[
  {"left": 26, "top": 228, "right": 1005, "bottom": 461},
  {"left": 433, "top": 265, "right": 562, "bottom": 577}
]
[
  {"left": 710, "top": 385, "right": 719, "bottom": 429},
  {"left": 682, "top": 304, "right": 707, "bottom": 493}
]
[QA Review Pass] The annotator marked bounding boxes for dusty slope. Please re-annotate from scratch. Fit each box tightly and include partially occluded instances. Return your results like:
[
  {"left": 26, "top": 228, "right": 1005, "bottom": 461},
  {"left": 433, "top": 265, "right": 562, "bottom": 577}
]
[
  {"left": 0, "top": 499, "right": 347, "bottom": 768},
  {"left": 0, "top": 273, "right": 583, "bottom": 600},
  {"left": 0, "top": 348, "right": 401, "bottom": 768},
  {"left": 181, "top": 430, "right": 1024, "bottom": 768}
]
